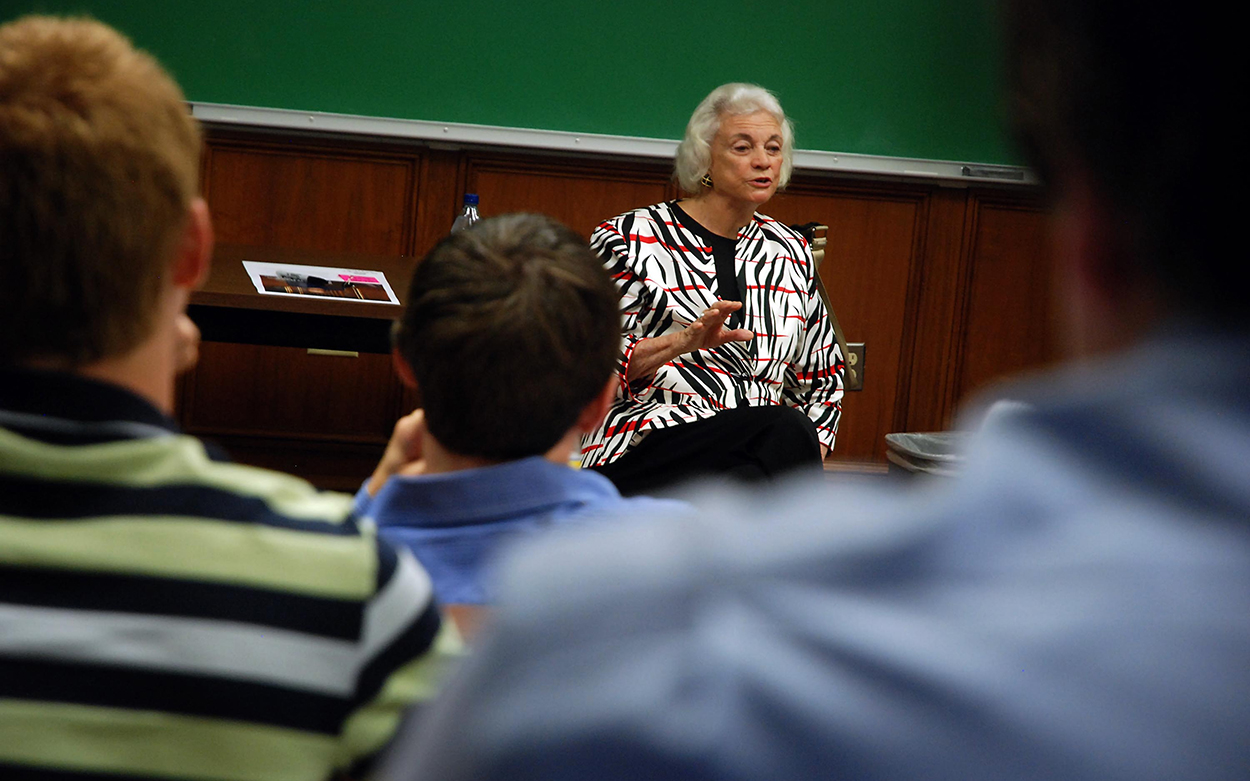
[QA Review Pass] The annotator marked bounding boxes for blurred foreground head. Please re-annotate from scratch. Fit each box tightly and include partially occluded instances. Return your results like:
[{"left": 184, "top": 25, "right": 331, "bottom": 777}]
[
  {"left": 1003, "top": 0, "right": 1242, "bottom": 329},
  {"left": 0, "top": 15, "right": 202, "bottom": 366}
]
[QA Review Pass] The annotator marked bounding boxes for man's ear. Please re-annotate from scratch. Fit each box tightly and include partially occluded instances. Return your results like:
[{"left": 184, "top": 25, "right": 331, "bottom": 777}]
[
  {"left": 392, "top": 346, "right": 419, "bottom": 389},
  {"left": 171, "top": 197, "right": 213, "bottom": 290},
  {"left": 574, "top": 377, "right": 618, "bottom": 434}
]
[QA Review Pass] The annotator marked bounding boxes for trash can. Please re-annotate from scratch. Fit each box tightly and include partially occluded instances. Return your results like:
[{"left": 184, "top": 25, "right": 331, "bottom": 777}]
[{"left": 884, "top": 431, "right": 968, "bottom": 478}]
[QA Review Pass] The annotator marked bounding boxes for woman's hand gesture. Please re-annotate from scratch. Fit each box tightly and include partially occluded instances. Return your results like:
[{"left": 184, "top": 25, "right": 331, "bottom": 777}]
[
  {"left": 676, "top": 301, "right": 754, "bottom": 353},
  {"left": 627, "top": 300, "right": 753, "bottom": 383}
]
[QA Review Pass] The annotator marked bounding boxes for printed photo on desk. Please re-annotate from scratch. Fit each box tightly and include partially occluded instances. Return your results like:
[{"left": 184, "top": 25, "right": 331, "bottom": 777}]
[{"left": 241, "top": 260, "right": 400, "bottom": 304}]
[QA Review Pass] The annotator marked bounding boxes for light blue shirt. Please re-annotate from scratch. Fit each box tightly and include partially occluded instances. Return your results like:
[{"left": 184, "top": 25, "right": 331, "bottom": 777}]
[
  {"left": 355, "top": 456, "right": 689, "bottom": 605},
  {"left": 382, "top": 321, "right": 1250, "bottom": 780}
]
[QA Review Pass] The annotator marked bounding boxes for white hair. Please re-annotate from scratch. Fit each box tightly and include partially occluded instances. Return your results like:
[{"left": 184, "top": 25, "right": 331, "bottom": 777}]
[{"left": 673, "top": 83, "right": 795, "bottom": 193}]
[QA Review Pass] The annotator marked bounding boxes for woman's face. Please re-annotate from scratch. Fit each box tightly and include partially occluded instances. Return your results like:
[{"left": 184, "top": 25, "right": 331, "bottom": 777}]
[{"left": 707, "top": 109, "right": 784, "bottom": 209}]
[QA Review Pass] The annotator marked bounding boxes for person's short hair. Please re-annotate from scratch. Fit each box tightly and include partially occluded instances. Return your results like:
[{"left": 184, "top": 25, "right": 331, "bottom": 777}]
[
  {"left": 674, "top": 83, "right": 795, "bottom": 194},
  {"left": 0, "top": 15, "right": 202, "bottom": 366},
  {"left": 394, "top": 213, "right": 621, "bottom": 461},
  {"left": 1003, "top": 0, "right": 1241, "bottom": 325}
]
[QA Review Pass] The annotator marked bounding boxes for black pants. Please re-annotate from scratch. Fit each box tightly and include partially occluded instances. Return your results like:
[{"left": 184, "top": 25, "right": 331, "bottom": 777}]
[{"left": 591, "top": 405, "right": 823, "bottom": 497}]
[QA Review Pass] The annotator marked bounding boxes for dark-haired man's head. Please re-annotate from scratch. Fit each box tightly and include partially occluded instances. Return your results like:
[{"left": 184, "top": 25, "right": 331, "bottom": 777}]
[
  {"left": 1002, "top": 0, "right": 1242, "bottom": 348},
  {"left": 393, "top": 213, "right": 620, "bottom": 463},
  {"left": 0, "top": 16, "right": 210, "bottom": 375}
]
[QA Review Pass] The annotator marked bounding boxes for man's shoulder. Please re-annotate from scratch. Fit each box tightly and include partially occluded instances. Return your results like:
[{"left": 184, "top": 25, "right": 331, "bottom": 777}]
[
  {"left": 409, "top": 425, "right": 1250, "bottom": 779},
  {"left": 0, "top": 419, "right": 388, "bottom": 589},
  {"left": 0, "top": 419, "right": 455, "bottom": 779},
  {"left": 614, "top": 492, "right": 692, "bottom": 517},
  {"left": 126, "top": 432, "right": 373, "bottom": 547},
  {"left": 0, "top": 380, "right": 359, "bottom": 534},
  {"left": 396, "top": 478, "right": 960, "bottom": 777},
  {"left": 493, "top": 475, "right": 919, "bottom": 625},
  {"left": 500, "top": 361, "right": 1250, "bottom": 663}
]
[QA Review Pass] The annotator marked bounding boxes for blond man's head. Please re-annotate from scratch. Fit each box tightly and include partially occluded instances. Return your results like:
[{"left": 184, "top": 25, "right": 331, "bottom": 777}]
[{"left": 0, "top": 15, "right": 202, "bottom": 365}]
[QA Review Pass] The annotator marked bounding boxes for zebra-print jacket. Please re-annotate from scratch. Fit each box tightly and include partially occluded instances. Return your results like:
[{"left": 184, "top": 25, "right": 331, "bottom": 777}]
[{"left": 580, "top": 201, "right": 845, "bottom": 468}]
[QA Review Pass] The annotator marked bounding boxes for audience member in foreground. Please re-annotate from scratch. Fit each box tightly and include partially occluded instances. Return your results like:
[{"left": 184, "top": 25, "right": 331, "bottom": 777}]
[
  {"left": 0, "top": 16, "right": 458, "bottom": 780},
  {"left": 380, "top": 2, "right": 1249, "bottom": 779},
  {"left": 355, "top": 213, "right": 689, "bottom": 639}
]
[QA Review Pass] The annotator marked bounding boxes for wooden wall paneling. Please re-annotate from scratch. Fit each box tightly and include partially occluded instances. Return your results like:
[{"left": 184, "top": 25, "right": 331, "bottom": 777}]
[
  {"left": 768, "top": 180, "right": 930, "bottom": 465},
  {"left": 411, "top": 147, "right": 466, "bottom": 259},
  {"left": 396, "top": 146, "right": 463, "bottom": 414},
  {"left": 465, "top": 154, "right": 675, "bottom": 238},
  {"left": 202, "top": 133, "right": 419, "bottom": 255},
  {"left": 950, "top": 191, "right": 1056, "bottom": 411},
  {"left": 900, "top": 187, "right": 974, "bottom": 433}
]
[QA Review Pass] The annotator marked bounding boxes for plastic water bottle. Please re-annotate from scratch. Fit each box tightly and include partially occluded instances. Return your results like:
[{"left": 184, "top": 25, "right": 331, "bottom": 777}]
[{"left": 451, "top": 193, "right": 480, "bottom": 233}]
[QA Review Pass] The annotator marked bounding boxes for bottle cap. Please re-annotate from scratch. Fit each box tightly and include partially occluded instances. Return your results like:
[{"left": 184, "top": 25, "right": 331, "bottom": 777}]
[{"left": 464, "top": 193, "right": 479, "bottom": 205}]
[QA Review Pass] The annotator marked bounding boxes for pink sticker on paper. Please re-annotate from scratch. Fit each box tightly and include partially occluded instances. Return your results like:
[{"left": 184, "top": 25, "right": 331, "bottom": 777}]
[{"left": 339, "top": 274, "right": 380, "bottom": 283}]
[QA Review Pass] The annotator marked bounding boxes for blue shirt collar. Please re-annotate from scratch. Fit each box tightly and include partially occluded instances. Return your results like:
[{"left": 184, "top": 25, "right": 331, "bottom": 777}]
[{"left": 373, "top": 456, "right": 622, "bottom": 529}]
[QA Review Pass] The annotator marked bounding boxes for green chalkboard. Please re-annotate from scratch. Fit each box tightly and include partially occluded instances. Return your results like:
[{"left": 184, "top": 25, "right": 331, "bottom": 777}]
[{"left": 6, "top": 1, "right": 1017, "bottom": 164}]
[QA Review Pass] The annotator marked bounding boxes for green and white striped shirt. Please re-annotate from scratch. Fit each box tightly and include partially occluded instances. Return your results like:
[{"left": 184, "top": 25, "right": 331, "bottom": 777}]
[{"left": 0, "top": 368, "right": 461, "bottom": 781}]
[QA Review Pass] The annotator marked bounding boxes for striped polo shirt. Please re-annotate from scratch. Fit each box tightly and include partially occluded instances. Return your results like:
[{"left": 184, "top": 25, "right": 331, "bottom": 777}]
[{"left": 0, "top": 368, "right": 461, "bottom": 781}]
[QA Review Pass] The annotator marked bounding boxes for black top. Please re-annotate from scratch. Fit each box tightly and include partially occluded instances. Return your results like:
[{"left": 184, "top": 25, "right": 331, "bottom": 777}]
[{"left": 670, "top": 201, "right": 746, "bottom": 329}]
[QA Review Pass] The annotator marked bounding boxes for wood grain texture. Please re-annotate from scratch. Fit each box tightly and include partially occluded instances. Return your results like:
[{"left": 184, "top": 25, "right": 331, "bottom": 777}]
[
  {"left": 411, "top": 148, "right": 465, "bottom": 259},
  {"left": 952, "top": 192, "right": 1057, "bottom": 410},
  {"left": 901, "top": 187, "right": 976, "bottom": 433},
  {"left": 467, "top": 154, "right": 676, "bottom": 238},
  {"left": 203, "top": 134, "right": 418, "bottom": 255}
]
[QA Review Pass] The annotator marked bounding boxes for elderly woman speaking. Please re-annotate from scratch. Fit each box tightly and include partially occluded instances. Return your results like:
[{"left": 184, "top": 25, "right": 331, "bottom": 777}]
[{"left": 581, "top": 83, "right": 845, "bottom": 495}]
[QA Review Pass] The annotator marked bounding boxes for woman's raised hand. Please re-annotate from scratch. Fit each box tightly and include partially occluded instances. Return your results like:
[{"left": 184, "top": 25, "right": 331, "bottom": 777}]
[
  {"left": 678, "top": 301, "right": 754, "bottom": 353},
  {"left": 626, "top": 300, "right": 753, "bottom": 383}
]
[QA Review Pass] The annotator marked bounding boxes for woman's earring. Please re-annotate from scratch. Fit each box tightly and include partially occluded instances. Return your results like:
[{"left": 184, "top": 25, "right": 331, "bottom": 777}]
[{"left": 700, "top": 172, "right": 713, "bottom": 188}]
